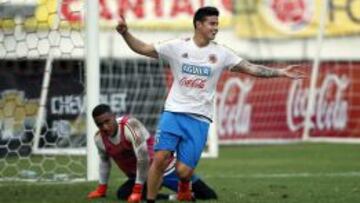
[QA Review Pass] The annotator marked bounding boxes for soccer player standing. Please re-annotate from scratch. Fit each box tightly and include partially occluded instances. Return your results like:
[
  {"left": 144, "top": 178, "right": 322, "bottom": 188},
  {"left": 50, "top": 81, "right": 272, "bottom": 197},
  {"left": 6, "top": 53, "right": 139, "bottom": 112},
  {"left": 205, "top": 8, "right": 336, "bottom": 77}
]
[{"left": 116, "top": 6, "right": 305, "bottom": 202}]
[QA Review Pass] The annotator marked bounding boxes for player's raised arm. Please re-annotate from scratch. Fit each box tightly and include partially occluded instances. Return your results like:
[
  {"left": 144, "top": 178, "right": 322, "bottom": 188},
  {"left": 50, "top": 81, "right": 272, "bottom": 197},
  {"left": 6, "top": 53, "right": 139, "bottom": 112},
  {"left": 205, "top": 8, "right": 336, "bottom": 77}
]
[
  {"left": 116, "top": 16, "right": 158, "bottom": 59},
  {"left": 231, "top": 60, "right": 306, "bottom": 79}
]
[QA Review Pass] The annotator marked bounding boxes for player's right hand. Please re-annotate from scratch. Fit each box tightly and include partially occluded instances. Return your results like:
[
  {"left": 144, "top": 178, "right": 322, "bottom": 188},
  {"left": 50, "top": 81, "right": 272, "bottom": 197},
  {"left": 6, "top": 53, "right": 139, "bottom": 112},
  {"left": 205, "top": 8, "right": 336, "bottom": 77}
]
[
  {"left": 116, "top": 16, "right": 128, "bottom": 35},
  {"left": 87, "top": 184, "right": 107, "bottom": 199}
]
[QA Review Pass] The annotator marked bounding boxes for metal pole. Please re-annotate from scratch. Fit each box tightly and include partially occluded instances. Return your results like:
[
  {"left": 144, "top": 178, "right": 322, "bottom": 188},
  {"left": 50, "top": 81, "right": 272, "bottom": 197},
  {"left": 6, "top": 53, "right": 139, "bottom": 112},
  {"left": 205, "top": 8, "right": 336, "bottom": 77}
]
[
  {"left": 303, "top": 0, "right": 329, "bottom": 140},
  {"left": 85, "top": 0, "right": 100, "bottom": 181}
]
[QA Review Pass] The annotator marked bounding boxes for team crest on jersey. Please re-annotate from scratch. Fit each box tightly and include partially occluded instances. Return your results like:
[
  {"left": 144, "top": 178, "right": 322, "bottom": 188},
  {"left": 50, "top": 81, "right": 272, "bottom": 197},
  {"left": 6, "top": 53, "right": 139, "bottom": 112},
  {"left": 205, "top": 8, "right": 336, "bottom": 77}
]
[
  {"left": 209, "top": 54, "right": 217, "bottom": 64},
  {"left": 182, "top": 53, "right": 189, "bottom": 58}
]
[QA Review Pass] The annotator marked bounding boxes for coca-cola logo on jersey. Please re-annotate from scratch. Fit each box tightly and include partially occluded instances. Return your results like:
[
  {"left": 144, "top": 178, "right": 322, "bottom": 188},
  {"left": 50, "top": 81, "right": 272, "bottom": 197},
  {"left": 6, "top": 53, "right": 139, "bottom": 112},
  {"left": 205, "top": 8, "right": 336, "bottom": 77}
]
[
  {"left": 217, "top": 78, "right": 254, "bottom": 137},
  {"left": 179, "top": 77, "right": 206, "bottom": 89},
  {"left": 287, "top": 73, "right": 350, "bottom": 131}
]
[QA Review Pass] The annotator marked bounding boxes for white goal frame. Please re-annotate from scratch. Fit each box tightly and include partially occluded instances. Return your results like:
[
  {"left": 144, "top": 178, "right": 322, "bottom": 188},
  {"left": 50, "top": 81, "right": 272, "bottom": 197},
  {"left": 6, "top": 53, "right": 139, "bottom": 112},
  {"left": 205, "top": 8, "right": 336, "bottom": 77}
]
[{"left": 30, "top": 0, "right": 100, "bottom": 180}]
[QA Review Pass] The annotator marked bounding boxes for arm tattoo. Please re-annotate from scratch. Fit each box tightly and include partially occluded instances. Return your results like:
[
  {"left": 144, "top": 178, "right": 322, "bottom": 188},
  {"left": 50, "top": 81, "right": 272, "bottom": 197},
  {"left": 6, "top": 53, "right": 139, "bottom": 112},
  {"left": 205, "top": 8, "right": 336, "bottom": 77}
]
[{"left": 232, "top": 60, "right": 283, "bottom": 78}]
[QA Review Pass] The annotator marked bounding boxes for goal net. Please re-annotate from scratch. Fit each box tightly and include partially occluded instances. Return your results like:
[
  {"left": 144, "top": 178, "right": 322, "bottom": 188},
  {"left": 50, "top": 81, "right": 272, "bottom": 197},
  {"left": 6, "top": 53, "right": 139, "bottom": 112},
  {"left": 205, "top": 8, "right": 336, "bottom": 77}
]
[
  {"left": 0, "top": 0, "right": 88, "bottom": 181},
  {"left": 0, "top": 0, "right": 220, "bottom": 182}
]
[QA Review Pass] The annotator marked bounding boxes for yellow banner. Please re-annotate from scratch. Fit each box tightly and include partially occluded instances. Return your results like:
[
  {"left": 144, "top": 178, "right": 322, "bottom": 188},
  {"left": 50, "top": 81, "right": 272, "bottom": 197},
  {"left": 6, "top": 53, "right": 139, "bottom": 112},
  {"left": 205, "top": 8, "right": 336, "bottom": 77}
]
[
  {"left": 234, "top": 0, "right": 360, "bottom": 39},
  {"left": 0, "top": 0, "right": 233, "bottom": 30},
  {"left": 0, "top": 0, "right": 57, "bottom": 29}
]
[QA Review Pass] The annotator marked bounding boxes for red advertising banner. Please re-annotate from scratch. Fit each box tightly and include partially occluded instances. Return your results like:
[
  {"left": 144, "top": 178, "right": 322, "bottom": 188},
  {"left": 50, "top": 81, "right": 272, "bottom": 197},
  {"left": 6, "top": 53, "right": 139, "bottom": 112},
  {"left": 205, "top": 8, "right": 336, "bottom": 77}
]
[
  {"left": 0, "top": 0, "right": 233, "bottom": 31},
  {"left": 216, "top": 62, "right": 360, "bottom": 143},
  {"left": 60, "top": 0, "right": 233, "bottom": 30}
]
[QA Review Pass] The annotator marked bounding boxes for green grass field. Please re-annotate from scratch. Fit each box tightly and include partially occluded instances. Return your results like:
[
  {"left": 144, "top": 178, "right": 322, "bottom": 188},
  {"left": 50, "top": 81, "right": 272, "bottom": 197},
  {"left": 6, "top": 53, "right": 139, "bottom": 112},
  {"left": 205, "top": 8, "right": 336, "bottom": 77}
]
[{"left": 1, "top": 143, "right": 360, "bottom": 203}]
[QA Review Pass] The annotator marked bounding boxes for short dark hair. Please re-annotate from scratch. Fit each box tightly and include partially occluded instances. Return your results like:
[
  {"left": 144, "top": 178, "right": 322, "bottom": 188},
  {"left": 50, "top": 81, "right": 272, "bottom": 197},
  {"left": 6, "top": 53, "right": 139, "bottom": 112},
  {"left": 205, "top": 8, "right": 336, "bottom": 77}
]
[
  {"left": 193, "top": 6, "right": 219, "bottom": 29},
  {"left": 92, "top": 104, "right": 112, "bottom": 118}
]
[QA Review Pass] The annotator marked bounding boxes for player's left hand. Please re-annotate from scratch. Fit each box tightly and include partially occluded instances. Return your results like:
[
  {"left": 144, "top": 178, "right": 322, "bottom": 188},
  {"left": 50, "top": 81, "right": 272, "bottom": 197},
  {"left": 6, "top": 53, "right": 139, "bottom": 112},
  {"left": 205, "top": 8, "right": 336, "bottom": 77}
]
[
  {"left": 127, "top": 183, "right": 143, "bottom": 203},
  {"left": 280, "top": 64, "right": 307, "bottom": 79}
]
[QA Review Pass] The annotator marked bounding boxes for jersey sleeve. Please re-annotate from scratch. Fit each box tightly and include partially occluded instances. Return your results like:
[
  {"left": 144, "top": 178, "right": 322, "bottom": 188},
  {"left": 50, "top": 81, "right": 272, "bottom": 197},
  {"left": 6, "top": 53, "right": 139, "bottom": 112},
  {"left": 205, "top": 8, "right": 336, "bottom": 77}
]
[
  {"left": 94, "top": 133, "right": 111, "bottom": 185},
  {"left": 154, "top": 38, "right": 179, "bottom": 62},
  {"left": 123, "top": 118, "right": 150, "bottom": 185},
  {"left": 222, "top": 45, "right": 243, "bottom": 70}
]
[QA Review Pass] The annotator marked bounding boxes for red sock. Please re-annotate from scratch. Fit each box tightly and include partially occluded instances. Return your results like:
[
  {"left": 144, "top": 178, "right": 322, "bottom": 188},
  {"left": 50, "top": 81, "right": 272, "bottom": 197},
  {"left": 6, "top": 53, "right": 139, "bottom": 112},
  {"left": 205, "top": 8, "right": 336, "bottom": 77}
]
[
  {"left": 177, "top": 180, "right": 193, "bottom": 201},
  {"left": 178, "top": 180, "right": 191, "bottom": 193}
]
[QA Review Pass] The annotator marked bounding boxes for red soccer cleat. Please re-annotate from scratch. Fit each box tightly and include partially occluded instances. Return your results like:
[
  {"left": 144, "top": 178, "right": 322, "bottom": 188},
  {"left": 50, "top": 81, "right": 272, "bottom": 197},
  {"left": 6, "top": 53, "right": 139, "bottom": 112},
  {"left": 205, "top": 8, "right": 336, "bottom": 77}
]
[{"left": 177, "top": 191, "right": 194, "bottom": 201}]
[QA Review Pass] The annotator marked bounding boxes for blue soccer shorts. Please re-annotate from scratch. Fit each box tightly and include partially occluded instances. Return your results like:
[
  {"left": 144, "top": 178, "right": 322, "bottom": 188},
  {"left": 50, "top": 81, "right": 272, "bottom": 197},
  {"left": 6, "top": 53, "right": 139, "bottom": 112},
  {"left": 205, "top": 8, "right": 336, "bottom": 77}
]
[{"left": 154, "top": 111, "right": 210, "bottom": 169}]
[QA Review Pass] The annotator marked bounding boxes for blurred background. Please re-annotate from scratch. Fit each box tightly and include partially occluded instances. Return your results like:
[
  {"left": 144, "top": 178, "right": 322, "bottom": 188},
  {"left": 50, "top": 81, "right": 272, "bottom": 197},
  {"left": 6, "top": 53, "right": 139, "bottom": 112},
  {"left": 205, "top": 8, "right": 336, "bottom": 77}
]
[{"left": 0, "top": 0, "right": 360, "bottom": 202}]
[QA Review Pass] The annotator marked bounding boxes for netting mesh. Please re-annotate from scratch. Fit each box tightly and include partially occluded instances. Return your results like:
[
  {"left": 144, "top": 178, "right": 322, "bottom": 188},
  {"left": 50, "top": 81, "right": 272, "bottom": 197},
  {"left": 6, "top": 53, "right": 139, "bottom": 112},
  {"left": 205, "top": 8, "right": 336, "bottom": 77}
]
[
  {"left": 0, "top": 0, "right": 87, "bottom": 181},
  {"left": 100, "top": 59, "right": 168, "bottom": 134}
]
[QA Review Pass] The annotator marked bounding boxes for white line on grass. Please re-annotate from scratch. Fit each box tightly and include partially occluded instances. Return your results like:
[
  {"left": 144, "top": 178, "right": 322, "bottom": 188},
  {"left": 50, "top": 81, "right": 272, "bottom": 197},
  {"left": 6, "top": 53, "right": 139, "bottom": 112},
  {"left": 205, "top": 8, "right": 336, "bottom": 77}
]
[
  {"left": 204, "top": 172, "right": 360, "bottom": 179},
  {"left": 2, "top": 172, "right": 360, "bottom": 186}
]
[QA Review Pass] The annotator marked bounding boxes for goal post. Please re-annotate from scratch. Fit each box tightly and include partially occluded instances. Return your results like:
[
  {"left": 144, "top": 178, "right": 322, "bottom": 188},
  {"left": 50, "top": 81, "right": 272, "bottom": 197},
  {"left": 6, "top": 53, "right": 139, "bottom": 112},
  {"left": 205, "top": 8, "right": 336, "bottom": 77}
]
[
  {"left": 303, "top": 0, "right": 328, "bottom": 141},
  {"left": 85, "top": 0, "right": 100, "bottom": 181},
  {"left": 19, "top": 0, "right": 100, "bottom": 181},
  {"left": 202, "top": 102, "right": 219, "bottom": 158}
]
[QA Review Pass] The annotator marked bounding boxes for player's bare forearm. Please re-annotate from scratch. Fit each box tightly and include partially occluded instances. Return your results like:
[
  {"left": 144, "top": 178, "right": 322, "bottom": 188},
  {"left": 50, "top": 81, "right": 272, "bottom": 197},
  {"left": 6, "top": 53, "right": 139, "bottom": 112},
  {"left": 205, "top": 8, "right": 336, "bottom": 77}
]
[
  {"left": 232, "top": 60, "right": 284, "bottom": 78},
  {"left": 120, "top": 31, "right": 158, "bottom": 59},
  {"left": 116, "top": 16, "right": 158, "bottom": 58}
]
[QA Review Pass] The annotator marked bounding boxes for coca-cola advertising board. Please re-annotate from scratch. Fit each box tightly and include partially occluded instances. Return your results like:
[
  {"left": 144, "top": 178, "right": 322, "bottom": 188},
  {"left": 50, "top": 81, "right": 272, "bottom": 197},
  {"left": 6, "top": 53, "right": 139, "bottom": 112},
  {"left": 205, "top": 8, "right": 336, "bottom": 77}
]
[{"left": 216, "top": 62, "right": 360, "bottom": 143}]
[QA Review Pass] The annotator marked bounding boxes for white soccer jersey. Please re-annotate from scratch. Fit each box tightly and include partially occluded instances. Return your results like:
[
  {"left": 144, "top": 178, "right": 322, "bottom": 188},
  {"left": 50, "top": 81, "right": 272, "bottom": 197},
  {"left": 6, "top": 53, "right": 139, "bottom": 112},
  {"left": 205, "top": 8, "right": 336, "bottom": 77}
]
[{"left": 155, "top": 37, "right": 243, "bottom": 120}]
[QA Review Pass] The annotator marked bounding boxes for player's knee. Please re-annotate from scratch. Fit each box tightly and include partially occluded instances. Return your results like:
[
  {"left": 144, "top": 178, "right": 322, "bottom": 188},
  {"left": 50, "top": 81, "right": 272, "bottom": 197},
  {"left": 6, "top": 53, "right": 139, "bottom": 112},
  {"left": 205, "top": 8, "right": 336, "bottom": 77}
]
[
  {"left": 176, "top": 162, "right": 193, "bottom": 179},
  {"left": 152, "top": 151, "right": 171, "bottom": 171}
]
